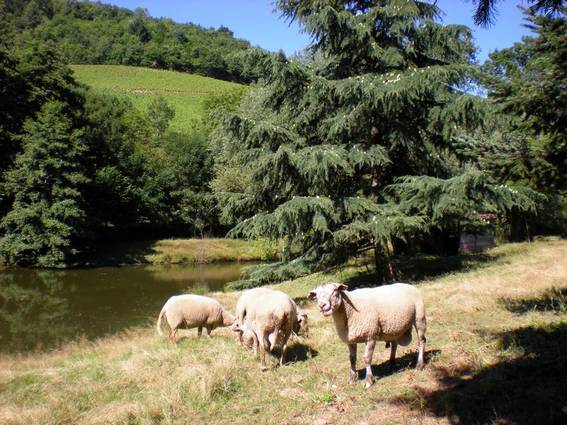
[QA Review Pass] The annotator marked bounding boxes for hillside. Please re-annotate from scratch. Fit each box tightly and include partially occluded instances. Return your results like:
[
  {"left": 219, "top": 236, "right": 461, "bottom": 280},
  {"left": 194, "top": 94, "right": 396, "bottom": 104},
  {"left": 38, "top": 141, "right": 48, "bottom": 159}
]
[
  {"left": 72, "top": 65, "right": 244, "bottom": 132},
  {"left": 2, "top": 0, "right": 259, "bottom": 83},
  {"left": 1, "top": 239, "right": 565, "bottom": 424}
]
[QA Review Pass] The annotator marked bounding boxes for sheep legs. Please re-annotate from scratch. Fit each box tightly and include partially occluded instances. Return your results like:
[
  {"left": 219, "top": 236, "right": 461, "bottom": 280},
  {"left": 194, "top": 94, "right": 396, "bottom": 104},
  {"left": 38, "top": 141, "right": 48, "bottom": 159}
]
[
  {"left": 348, "top": 344, "right": 357, "bottom": 385},
  {"left": 416, "top": 328, "right": 426, "bottom": 370},
  {"left": 279, "top": 343, "right": 287, "bottom": 367},
  {"left": 206, "top": 326, "right": 212, "bottom": 337},
  {"left": 168, "top": 328, "right": 178, "bottom": 344},
  {"left": 197, "top": 326, "right": 203, "bottom": 337},
  {"left": 363, "top": 340, "right": 376, "bottom": 389},
  {"left": 259, "top": 335, "right": 269, "bottom": 371},
  {"left": 413, "top": 320, "right": 427, "bottom": 370},
  {"left": 389, "top": 341, "right": 398, "bottom": 369}
]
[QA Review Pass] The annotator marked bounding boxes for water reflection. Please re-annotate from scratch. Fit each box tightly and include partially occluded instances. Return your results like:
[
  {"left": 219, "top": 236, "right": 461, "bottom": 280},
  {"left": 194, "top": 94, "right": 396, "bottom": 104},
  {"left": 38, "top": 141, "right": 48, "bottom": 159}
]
[{"left": 0, "top": 263, "right": 246, "bottom": 353}]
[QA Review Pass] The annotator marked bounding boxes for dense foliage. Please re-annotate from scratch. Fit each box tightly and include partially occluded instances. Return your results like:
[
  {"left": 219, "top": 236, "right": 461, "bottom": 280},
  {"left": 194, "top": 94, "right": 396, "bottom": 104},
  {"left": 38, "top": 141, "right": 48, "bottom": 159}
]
[
  {"left": 0, "top": 42, "right": 240, "bottom": 266},
  {"left": 0, "top": 101, "right": 89, "bottom": 266},
  {"left": 0, "top": 1, "right": 564, "bottom": 270},
  {"left": 480, "top": 8, "right": 566, "bottom": 193},
  {"left": 460, "top": 7, "right": 567, "bottom": 238},
  {"left": 1, "top": 0, "right": 259, "bottom": 83},
  {"left": 211, "top": 0, "right": 543, "bottom": 287}
]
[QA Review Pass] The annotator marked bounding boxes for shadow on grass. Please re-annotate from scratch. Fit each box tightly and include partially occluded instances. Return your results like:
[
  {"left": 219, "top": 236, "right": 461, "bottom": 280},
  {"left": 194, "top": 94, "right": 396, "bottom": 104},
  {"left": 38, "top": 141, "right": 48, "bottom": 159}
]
[
  {"left": 356, "top": 349, "right": 441, "bottom": 381},
  {"left": 500, "top": 286, "right": 567, "bottom": 315},
  {"left": 283, "top": 342, "right": 319, "bottom": 363},
  {"left": 391, "top": 322, "right": 567, "bottom": 424},
  {"left": 343, "top": 252, "right": 501, "bottom": 288},
  {"left": 90, "top": 240, "right": 159, "bottom": 266},
  {"left": 292, "top": 296, "right": 311, "bottom": 307}
]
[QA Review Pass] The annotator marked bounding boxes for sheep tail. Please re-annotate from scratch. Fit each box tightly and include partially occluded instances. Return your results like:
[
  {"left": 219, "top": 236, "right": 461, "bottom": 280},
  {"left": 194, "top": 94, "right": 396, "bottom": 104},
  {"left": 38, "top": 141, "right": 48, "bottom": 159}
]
[{"left": 156, "top": 307, "right": 166, "bottom": 337}]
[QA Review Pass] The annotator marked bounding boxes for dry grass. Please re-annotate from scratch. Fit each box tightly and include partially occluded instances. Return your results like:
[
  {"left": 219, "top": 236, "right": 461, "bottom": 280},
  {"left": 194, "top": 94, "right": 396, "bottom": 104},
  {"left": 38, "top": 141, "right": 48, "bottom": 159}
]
[{"left": 1, "top": 238, "right": 566, "bottom": 424}]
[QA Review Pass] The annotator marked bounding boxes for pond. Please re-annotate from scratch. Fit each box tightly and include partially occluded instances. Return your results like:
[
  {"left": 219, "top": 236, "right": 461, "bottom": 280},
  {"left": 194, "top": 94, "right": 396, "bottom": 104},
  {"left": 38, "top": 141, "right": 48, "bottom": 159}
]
[{"left": 0, "top": 262, "right": 248, "bottom": 354}]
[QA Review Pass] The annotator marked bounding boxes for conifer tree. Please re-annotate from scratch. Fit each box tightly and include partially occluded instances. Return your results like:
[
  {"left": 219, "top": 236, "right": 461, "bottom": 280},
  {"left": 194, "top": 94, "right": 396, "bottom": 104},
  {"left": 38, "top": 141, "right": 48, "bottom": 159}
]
[
  {"left": 211, "top": 0, "right": 539, "bottom": 287},
  {"left": 0, "top": 101, "right": 89, "bottom": 266},
  {"left": 480, "top": 8, "right": 566, "bottom": 194}
]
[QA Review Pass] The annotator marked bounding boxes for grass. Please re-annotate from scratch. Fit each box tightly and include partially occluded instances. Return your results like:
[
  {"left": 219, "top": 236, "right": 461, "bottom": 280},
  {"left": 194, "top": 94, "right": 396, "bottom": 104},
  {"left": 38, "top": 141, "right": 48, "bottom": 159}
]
[
  {"left": 1, "top": 238, "right": 566, "bottom": 424},
  {"left": 71, "top": 65, "right": 244, "bottom": 133},
  {"left": 92, "top": 238, "right": 281, "bottom": 265}
]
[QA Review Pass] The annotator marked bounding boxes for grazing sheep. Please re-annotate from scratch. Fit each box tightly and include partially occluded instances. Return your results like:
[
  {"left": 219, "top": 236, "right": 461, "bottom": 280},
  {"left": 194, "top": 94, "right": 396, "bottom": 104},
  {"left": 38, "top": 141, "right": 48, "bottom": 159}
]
[
  {"left": 237, "top": 288, "right": 309, "bottom": 338},
  {"left": 156, "top": 294, "right": 235, "bottom": 342},
  {"left": 308, "top": 282, "right": 426, "bottom": 389},
  {"left": 234, "top": 287, "right": 298, "bottom": 370},
  {"left": 235, "top": 287, "right": 273, "bottom": 324},
  {"left": 294, "top": 310, "right": 309, "bottom": 337},
  {"left": 231, "top": 320, "right": 258, "bottom": 352}
]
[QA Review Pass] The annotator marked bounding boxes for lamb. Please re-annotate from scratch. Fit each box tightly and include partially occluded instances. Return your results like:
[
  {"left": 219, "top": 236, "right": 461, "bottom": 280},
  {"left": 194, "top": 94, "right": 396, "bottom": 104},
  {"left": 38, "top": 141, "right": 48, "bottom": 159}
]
[
  {"left": 156, "top": 294, "right": 235, "bottom": 342},
  {"left": 233, "top": 287, "right": 299, "bottom": 370},
  {"left": 308, "top": 282, "right": 426, "bottom": 389},
  {"left": 231, "top": 320, "right": 258, "bottom": 352}
]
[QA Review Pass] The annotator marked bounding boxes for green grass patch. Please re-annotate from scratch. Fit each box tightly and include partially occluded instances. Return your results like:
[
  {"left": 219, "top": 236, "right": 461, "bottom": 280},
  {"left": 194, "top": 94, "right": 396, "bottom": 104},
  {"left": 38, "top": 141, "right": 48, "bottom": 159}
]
[
  {"left": 71, "top": 65, "right": 244, "bottom": 133},
  {"left": 93, "top": 238, "right": 281, "bottom": 265}
]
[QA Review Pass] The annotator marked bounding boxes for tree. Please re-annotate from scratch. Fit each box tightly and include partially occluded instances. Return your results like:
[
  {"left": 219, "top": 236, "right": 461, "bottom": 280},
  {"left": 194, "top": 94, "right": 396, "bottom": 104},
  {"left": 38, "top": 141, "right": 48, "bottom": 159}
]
[
  {"left": 0, "top": 101, "right": 89, "bottom": 267},
  {"left": 129, "top": 16, "right": 151, "bottom": 43},
  {"left": 470, "top": 0, "right": 565, "bottom": 26},
  {"left": 469, "top": 8, "right": 567, "bottom": 236},
  {"left": 0, "top": 43, "right": 84, "bottom": 218},
  {"left": 212, "top": 0, "right": 539, "bottom": 288},
  {"left": 480, "top": 8, "right": 566, "bottom": 191},
  {"left": 147, "top": 95, "right": 175, "bottom": 140}
]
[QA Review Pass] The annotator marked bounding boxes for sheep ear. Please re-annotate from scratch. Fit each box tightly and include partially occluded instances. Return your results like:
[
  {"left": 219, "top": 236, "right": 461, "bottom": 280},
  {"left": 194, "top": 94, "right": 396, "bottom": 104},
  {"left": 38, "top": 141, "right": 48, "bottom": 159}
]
[
  {"left": 308, "top": 290, "right": 317, "bottom": 299},
  {"left": 336, "top": 284, "right": 348, "bottom": 292}
]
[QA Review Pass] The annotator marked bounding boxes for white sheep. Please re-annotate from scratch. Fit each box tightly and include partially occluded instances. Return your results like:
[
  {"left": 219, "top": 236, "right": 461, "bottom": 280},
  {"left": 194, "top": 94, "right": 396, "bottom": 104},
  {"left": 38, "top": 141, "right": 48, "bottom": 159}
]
[
  {"left": 308, "top": 282, "right": 426, "bottom": 388},
  {"left": 233, "top": 287, "right": 299, "bottom": 370},
  {"left": 231, "top": 320, "right": 258, "bottom": 353},
  {"left": 156, "top": 294, "right": 235, "bottom": 342},
  {"left": 236, "top": 287, "right": 308, "bottom": 339}
]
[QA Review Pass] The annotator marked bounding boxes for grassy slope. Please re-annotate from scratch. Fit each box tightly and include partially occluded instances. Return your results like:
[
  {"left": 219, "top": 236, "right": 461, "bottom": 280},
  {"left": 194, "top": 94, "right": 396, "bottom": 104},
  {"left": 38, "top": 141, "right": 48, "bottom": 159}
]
[
  {"left": 71, "top": 65, "right": 243, "bottom": 132},
  {"left": 1, "top": 239, "right": 566, "bottom": 424}
]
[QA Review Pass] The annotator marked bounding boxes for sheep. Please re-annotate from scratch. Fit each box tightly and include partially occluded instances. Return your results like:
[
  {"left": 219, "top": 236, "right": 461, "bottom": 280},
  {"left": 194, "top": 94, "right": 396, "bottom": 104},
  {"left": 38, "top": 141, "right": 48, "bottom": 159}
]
[
  {"left": 308, "top": 282, "right": 426, "bottom": 389},
  {"left": 233, "top": 287, "right": 299, "bottom": 370},
  {"left": 231, "top": 320, "right": 258, "bottom": 353},
  {"left": 294, "top": 310, "right": 309, "bottom": 337},
  {"left": 236, "top": 287, "right": 309, "bottom": 338},
  {"left": 156, "top": 294, "right": 235, "bottom": 342}
]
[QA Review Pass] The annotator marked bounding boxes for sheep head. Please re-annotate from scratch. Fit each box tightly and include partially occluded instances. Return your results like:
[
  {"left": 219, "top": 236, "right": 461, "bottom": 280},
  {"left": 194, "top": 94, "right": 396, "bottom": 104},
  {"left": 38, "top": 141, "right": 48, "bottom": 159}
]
[
  {"left": 231, "top": 320, "right": 257, "bottom": 349},
  {"left": 295, "top": 311, "right": 309, "bottom": 336},
  {"left": 222, "top": 310, "right": 236, "bottom": 326},
  {"left": 308, "top": 282, "right": 347, "bottom": 316}
]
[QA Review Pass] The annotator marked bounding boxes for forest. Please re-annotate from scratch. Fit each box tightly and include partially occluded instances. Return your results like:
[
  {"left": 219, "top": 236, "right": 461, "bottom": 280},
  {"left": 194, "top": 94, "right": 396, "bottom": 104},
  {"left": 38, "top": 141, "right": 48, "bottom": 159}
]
[
  {"left": 1, "top": 0, "right": 260, "bottom": 82},
  {"left": 0, "top": 0, "right": 565, "bottom": 285}
]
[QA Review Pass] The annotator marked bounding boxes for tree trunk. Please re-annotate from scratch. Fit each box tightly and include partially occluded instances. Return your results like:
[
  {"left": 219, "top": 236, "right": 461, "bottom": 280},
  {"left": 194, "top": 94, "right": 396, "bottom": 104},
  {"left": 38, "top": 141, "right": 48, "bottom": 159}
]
[
  {"left": 374, "top": 242, "right": 395, "bottom": 284},
  {"left": 510, "top": 210, "right": 530, "bottom": 242}
]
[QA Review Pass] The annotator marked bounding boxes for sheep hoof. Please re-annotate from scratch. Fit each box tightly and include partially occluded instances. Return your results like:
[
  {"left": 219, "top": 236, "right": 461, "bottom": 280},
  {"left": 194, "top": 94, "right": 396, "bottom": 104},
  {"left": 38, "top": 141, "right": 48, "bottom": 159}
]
[
  {"left": 416, "top": 361, "right": 425, "bottom": 371},
  {"left": 260, "top": 365, "right": 269, "bottom": 372},
  {"left": 364, "top": 379, "right": 374, "bottom": 389}
]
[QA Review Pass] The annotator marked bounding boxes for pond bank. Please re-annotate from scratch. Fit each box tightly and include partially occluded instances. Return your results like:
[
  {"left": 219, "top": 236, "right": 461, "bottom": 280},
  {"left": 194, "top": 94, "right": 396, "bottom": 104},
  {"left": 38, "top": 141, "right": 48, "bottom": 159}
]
[
  {"left": 1, "top": 239, "right": 565, "bottom": 424},
  {"left": 92, "top": 238, "right": 281, "bottom": 265}
]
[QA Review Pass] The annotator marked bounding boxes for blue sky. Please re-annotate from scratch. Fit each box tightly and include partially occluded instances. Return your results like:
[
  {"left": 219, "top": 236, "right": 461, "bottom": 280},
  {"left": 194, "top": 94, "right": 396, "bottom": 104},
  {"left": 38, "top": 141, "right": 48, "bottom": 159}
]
[{"left": 105, "top": 0, "right": 534, "bottom": 63}]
